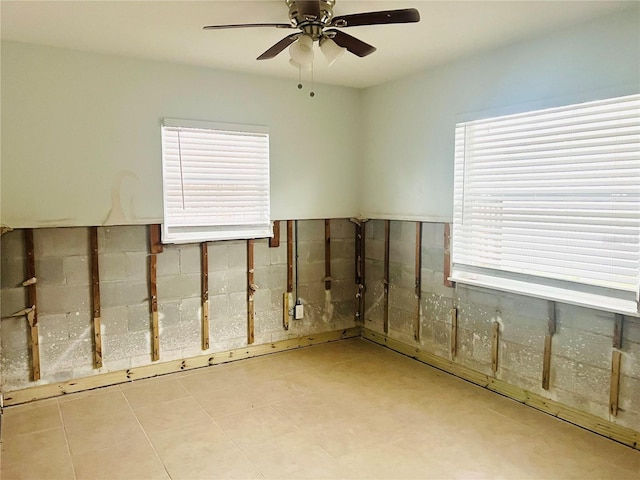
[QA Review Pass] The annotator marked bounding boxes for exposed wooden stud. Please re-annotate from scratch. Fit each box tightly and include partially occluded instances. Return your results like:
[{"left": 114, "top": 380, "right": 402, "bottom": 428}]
[
  {"left": 149, "top": 254, "right": 159, "bottom": 361},
  {"left": 282, "top": 292, "right": 289, "bottom": 331},
  {"left": 201, "top": 242, "right": 210, "bottom": 351},
  {"left": 24, "top": 229, "right": 41, "bottom": 381},
  {"left": 613, "top": 314, "right": 624, "bottom": 350},
  {"left": 359, "top": 222, "right": 366, "bottom": 323},
  {"left": 491, "top": 321, "right": 500, "bottom": 373},
  {"left": 443, "top": 223, "right": 454, "bottom": 288},
  {"left": 542, "top": 301, "right": 556, "bottom": 390},
  {"left": 287, "top": 220, "right": 294, "bottom": 293},
  {"left": 414, "top": 222, "right": 422, "bottom": 341},
  {"left": 542, "top": 334, "right": 553, "bottom": 391},
  {"left": 247, "top": 239, "right": 255, "bottom": 345},
  {"left": 269, "top": 220, "right": 281, "bottom": 248},
  {"left": 610, "top": 350, "right": 622, "bottom": 416},
  {"left": 383, "top": 220, "right": 390, "bottom": 334},
  {"left": 450, "top": 308, "right": 458, "bottom": 358},
  {"left": 90, "top": 227, "right": 103, "bottom": 368},
  {"left": 149, "top": 224, "right": 163, "bottom": 254},
  {"left": 324, "top": 219, "right": 332, "bottom": 290}
]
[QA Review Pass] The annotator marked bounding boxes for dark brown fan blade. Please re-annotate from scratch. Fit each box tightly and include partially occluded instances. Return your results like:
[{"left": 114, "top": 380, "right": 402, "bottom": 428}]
[
  {"left": 257, "top": 33, "right": 300, "bottom": 60},
  {"left": 203, "top": 23, "right": 294, "bottom": 30},
  {"left": 330, "top": 8, "right": 420, "bottom": 28},
  {"left": 327, "top": 30, "right": 376, "bottom": 58}
]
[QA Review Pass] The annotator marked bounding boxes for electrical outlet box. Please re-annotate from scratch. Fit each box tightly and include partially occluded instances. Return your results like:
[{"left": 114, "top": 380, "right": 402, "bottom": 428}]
[{"left": 294, "top": 303, "right": 304, "bottom": 320}]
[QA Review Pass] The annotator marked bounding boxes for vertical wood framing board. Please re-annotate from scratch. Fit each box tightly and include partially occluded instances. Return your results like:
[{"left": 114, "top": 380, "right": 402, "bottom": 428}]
[
  {"left": 443, "top": 223, "right": 453, "bottom": 288},
  {"left": 90, "top": 227, "right": 103, "bottom": 368},
  {"left": 24, "top": 229, "right": 41, "bottom": 381},
  {"left": 542, "top": 301, "right": 556, "bottom": 390},
  {"left": 247, "top": 239, "right": 255, "bottom": 345},
  {"left": 359, "top": 222, "right": 366, "bottom": 323},
  {"left": 149, "top": 224, "right": 163, "bottom": 254},
  {"left": 270, "top": 221, "right": 281, "bottom": 248},
  {"left": 542, "top": 334, "right": 553, "bottom": 390},
  {"left": 283, "top": 292, "right": 290, "bottom": 331},
  {"left": 149, "top": 254, "right": 160, "bottom": 361},
  {"left": 610, "top": 350, "right": 622, "bottom": 416},
  {"left": 450, "top": 308, "right": 458, "bottom": 359},
  {"left": 383, "top": 220, "right": 390, "bottom": 335},
  {"left": 286, "top": 220, "right": 294, "bottom": 293},
  {"left": 354, "top": 222, "right": 363, "bottom": 323},
  {"left": 201, "top": 242, "right": 210, "bottom": 350},
  {"left": 325, "top": 219, "right": 332, "bottom": 290},
  {"left": 491, "top": 321, "right": 500, "bottom": 373},
  {"left": 414, "top": 222, "right": 422, "bottom": 341},
  {"left": 613, "top": 314, "right": 623, "bottom": 350}
]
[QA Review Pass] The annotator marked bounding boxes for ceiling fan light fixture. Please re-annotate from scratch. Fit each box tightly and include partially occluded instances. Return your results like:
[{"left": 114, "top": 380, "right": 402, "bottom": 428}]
[
  {"left": 319, "top": 37, "right": 346, "bottom": 66},
  {"left": 289, "top": 58, "right": 312, "bottom": 70},
  {"left": 289, "top": 34, "right": 314, "bottom": 66}
]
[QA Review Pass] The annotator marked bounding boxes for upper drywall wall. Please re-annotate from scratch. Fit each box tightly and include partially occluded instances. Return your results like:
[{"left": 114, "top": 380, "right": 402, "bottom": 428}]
[
  {"left": 1, "top": 42, "right": 361, "bottom": 228},
  {"left": 360, "top": 6, "right": 640, "bottom": 222}
]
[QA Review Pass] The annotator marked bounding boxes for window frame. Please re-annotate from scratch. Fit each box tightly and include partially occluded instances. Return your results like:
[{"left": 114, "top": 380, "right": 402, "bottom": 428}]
[{"left": 160, "top": 118, "right": 271, "bottom": 244}]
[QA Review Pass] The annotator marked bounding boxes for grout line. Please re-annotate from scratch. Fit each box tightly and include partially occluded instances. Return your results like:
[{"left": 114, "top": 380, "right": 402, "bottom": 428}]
[
  {"left": 118, "top": 384, "right": 173, "bottom": 480},
  {"left": 57, "top": 399, "right": 78, "bottom": 480}
]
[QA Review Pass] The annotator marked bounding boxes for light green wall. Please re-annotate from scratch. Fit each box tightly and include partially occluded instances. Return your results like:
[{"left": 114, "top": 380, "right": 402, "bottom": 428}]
[
  {"left": 1, "top": 42, "right": 362, "bottom": 227},
  {"left": 360, "top": 6, "right": 640, "bottom": 221}
]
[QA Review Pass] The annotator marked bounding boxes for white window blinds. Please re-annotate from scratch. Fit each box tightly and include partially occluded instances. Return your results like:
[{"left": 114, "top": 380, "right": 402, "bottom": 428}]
[
  {"left": 161, "top": 119, "right": 270, "bottom": 243},
  {"left": 452, "top": 94, "right": 640, "bottom": 316}
]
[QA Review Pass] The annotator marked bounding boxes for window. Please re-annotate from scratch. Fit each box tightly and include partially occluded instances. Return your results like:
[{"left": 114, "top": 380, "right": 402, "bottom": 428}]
[
  {"left": 452, "top": 94, "right": 640, "bottom": 316},
  {"left": 161, "top": 119, "right": 270, "bottom": 243}
]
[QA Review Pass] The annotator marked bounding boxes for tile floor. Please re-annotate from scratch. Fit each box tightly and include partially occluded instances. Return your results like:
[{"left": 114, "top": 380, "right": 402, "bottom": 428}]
[{"left": 1, "top": 338, "right": 639, "bottom": 480}]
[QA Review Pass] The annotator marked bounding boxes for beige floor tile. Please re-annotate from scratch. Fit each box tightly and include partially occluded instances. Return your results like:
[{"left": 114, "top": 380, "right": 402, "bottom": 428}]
[
  {"left": 191, "top": 382, "right": 264, "bottom": 419},
  {"left": 178, "top": 365, "right": 239, "bottom": 394},
  {"left": 59, "top": 389, "right": 131, "bottom": 426},
  {"left": 149, "top": 421, "right": 261, "bottom": 479},
  {"left": 215, "top": 405, "right": 299, "bottom": 447},
  {"left": 64, "top": 410, "right": 149, "bottom": 455},
  {"left": 134, "top": 396, "right": 212, "bottom": 434},
  {"left": 72, "top": 437, "right": 169, "bottom": 480},
  {"left": 120, "top": 376, "right": 191, "bottom": 409},
  {"left": 57, "top": 385, "right": 123, "bottom": 404},
  {"left": 2, "top": 402, "right": 62, "bottom": 436},
  {"left": 1, "top": 427, "right": 75, "bottom": 480}
]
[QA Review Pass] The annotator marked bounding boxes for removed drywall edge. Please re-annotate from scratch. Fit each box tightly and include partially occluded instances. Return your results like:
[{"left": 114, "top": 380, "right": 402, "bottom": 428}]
[
  {"left": 361, "top": 328, "right": 640, "bottom": 451},
  {"left": 3, "top": 327, "right": 361, "bottom": 406}
]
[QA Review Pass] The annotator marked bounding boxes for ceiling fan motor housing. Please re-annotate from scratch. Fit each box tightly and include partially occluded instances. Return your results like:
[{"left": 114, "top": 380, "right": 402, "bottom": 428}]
[{"left": 286, "top": 0, "right": 336, "bottom": 40}]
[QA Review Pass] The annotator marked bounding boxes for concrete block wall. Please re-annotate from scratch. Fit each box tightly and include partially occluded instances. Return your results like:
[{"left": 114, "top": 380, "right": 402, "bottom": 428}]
[
  {"left": 0, "top": 221, "right": 356, "bottom": 393},
  {"left": 364, "top": 220, "right": 639, "bottom": 434}
]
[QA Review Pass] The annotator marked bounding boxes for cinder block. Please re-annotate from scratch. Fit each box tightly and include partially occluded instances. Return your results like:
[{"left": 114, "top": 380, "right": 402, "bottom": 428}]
[
  {"left": 38, "top": 313, "right": 71, "bottom": 344},
  {"left": 556, "top": 303, "right": 616, "bottom": 336},
  {"left": 389, "top": 285, "right": 416, "bottom": 311},
  {"left": 157, "top": 273, "right": 200, "bottom": 300},
  {"left": 500, "top": 340, "right": 544, "bottom": 381},
  {"left": 499, "top": 292, "right": 548, "bottom": 321},
  {"left": 207, "top": 243, "right": 228, "bottom": 271},
  {"left": 421, "top": 293, "right": 454, "bottom": 325},
  {"left": 1, "top": 230, "right": 25, "bottom": 260},
  {"left": 34, "top": 227, "right": 89, "bottom": 257},
  {"left": 156, "top": 248, "right": 180, "bottom": 276},
  {"left": 226, "top": 241, "right": 247, "bottom": 269},
  {"left": 1, "top": 258, "right": 27, "bottom": 289},
  {"left": 254, "top": 265, "right": 286, "bottom": 291},
  {"left": 269, "top": 243, "right": 287, "bottom": 265},
  {"left": 229, "top": 291, "right": 246, "bottom": 317},
  {"left": 38, "top": 284, "right": 91, "bottom": 315},
  {"left": 100, "top": 307, "right": 129, "bottom": 335},
  {"left": 389, "top": 239, "right": 415, "bottom": 266},
  {"left": 213, "top": 315, "right": 245, "bottom": 341},
  {"left": 297, "top": 220, "right": 324, "bottom": 241},
  {"left": 619, "top": 374, "right": 640, "bottom": 415},
  {"left": 298, "top": 241, "right": 324, "bottom": 263},
  {"left": 127, "top": 303, "right": 152, "bottom": 332},
  {"left": 253, "top": 239, "right": 271, "bottom": 267},
  {"left": 624, "top": 317, "right": 640, "bottom": 344},
  {"left": 1, "top": 317, "right": 29, "bottom": 351},
  {"left": 159, "top": 322, "right": 200, "bottom": 352},
  {"left": 125, "top": 252, "right": 148, "bottom": 281},
  {"left": 554, "top": 328, "right": 611, "bottom": 369},
  {"left": 331, "top": 259, "right": 353, "bottom": 282},
  {"left": 179, "top": 244, "right": 202, "bottom": 274},
  {"left": 298, "top": 261, "right": 324, "bottom": 285},
  {"left": 158, "top": 300, "right": 181, "bottom": 326},
  {"left": 388, "top": 306, "right": 413, "bottom": 336},
  {"left": 500, "top": 313, "right": 546, "bottom": 348},
  {"left": 103, "top": 331, "right": 149, "bottom": 360},
  {"left": 423, "top": 247, "right": 444, "bottom": 271},
  {"left": 180, "top": 296, "right": 202, "bottom": 325},
  {"left": 331, "top": 219, "right": 353, "bottom": 239},
  {"left": 35, "top": 256, "right": 65, "bottom": 286},
  {"left": 255, "top": 309, "right": 282, "bottom": 335},
  {"left": 2, "top": 348, "right": 31, "bottom": 390},
  {"left": 63, "top": 256, "right": 90, "bottom": 285},
  {"left": 331, "top": 279, "right": 354, "bottom": 302},
  {"left": 366, "top": 239, "right": 384, "bottom": 261},
  {"left": 103, "top": 226, "right": 148, "bottom": 253},
  {"left": 209, "top": 269, "right": 246, "bottom": 295},
  {"left": 253, "top": 288, "right": 273, "bottom": 312},
  {"left": 620, "top": 348, "right": 640, "bottom": 379},
  {"left": 118, "top": 281, "right": 150, "bottom": 307},
  {"left": 41, "top": 338, "right": 92, "bottom": 372},
  {"left": 209, "top": 294, "right": 230, "bottom": 320},
  {"left": 99, "top": 253, "right": 127, "bottom": 282},
  {"left": 551, "top": 355, "right": 610, "bottom": 404}
]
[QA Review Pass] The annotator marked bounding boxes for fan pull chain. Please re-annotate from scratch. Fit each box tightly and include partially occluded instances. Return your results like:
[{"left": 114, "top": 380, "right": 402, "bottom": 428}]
[
  {"left": 310, "top": 62, "right": 315, "bottom": 98},
  {"left": 297, "top": 63, "right": 303, "bottom": 90}
]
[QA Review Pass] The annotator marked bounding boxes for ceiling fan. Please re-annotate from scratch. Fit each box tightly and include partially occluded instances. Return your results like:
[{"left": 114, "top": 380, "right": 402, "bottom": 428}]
[{"left": 203, "top": 0, "right": 420, "bottom": 68}]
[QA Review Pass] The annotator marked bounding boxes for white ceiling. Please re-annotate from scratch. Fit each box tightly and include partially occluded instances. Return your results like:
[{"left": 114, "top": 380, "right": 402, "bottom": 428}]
[{"left": 1, "top": 1, "right": 633, "bottom": 88}]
